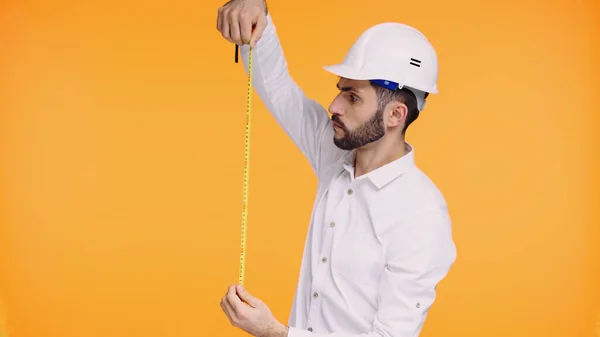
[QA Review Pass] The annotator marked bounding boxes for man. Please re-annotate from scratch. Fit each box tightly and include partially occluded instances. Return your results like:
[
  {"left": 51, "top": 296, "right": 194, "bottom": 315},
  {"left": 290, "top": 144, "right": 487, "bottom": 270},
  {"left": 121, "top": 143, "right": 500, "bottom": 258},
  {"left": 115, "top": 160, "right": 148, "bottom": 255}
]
[{"left": 216, "top": 1, "right": 457, "bottom": 336}]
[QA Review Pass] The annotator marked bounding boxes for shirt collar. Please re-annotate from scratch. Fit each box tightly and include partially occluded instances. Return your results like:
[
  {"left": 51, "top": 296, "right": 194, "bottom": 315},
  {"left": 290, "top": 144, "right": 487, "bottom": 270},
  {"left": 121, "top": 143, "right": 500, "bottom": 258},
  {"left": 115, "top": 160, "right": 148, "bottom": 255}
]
[{"left": 342, "top": 143, "right": 415, "bottom": 189}]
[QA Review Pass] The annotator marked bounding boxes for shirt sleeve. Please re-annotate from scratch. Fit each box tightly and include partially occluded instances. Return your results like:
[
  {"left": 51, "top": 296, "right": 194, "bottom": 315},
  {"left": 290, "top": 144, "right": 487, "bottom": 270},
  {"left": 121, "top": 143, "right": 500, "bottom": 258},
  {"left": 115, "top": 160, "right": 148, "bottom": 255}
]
[
  {"left": 238, "top": 14, "right": 346, "bottom": 177},
  {"left": 287, "top": 210, "right": 457, "bottom": 337}
]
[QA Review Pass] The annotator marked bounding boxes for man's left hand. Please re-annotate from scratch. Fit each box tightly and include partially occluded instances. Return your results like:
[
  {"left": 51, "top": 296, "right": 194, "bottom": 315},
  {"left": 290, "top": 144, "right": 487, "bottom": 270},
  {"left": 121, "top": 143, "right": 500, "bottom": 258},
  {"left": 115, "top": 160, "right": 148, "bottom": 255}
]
[{"left": 220, "top": 284, "right": 289, "bottom": 337}]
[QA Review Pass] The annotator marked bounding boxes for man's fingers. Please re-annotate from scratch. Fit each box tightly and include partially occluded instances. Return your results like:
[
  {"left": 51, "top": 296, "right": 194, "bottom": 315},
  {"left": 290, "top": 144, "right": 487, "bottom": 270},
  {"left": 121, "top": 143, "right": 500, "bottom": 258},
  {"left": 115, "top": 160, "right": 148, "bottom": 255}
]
[
  {"left": 217, "top": 0, "right": 267, "bottom": 47},
  {"left": 250, "top": 14, "right": 266, "bottom": 48},
  {"left": 220, "top": 297, "right": 236, "bottom": 324},
  {"left": 228, "top": 12, "right": 242, "bottom": 45},
  {"left": 217, "top": 6, "right": 233, "bottom": 42},
  {"left": 226, "top": 284, "right": 244, "bottom": 311},
  {"left": 236, "top": 284, "right": 261, "bottom": 308},
  {"left": 220, "top": 300, "right": 229, "bottom": 317},
  {"left": 216, "top": 7, "right": 222, "bottom": 31},
  {"left": 239, "top": 12, "right": 253, "bottom": 45},
  {"left": 220, "top": 11, "right": 232, "bottom": 43}
]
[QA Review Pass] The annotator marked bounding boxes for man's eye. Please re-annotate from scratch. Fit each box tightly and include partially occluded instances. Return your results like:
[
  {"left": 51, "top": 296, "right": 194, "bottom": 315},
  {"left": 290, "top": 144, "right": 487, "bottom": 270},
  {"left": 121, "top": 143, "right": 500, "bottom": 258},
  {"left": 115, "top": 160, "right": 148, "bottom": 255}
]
[{"left": 349, "top": 94, "right": 358, "bottom": 103}]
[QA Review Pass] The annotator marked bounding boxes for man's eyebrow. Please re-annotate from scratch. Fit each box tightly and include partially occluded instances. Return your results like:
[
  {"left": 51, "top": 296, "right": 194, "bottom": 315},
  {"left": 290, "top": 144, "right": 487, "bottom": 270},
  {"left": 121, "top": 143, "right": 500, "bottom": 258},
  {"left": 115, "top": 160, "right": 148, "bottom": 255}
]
[{"left": 336, "top": 83, "right": 361, "bottom": 93}]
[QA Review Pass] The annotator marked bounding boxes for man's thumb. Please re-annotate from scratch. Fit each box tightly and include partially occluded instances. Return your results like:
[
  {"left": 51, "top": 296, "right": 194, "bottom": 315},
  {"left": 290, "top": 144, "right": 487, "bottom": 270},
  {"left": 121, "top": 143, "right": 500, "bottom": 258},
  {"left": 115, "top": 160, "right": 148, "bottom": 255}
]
[
  {"left": 250, "top": 15, "right": 267, "bottom": 48},
  {"left": 236, "top": 285, "right": 261, "bottom": 307}
]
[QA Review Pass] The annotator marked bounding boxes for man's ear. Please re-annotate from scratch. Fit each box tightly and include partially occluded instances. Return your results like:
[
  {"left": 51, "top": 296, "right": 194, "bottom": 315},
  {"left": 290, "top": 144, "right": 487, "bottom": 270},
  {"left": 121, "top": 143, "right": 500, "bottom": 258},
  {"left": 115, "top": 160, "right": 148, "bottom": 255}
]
[{"left": 386, "top": 102, "right": 408, "bottom": 128}]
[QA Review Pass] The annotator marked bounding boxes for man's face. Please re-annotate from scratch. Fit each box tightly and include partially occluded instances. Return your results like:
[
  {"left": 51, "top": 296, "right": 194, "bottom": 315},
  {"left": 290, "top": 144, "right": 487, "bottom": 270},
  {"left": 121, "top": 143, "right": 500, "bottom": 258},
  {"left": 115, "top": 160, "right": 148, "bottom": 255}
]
[{"left": 328, "top": 78, "right": 385, "bottom": 150}]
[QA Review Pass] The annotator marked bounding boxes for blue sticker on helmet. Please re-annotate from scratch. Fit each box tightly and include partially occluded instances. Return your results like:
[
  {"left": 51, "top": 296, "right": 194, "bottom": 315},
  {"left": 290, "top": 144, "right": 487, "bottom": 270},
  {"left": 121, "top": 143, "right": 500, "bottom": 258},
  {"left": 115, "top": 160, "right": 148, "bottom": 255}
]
[{"left": 371, "top": 79, "right": 399, "bottom": 91}]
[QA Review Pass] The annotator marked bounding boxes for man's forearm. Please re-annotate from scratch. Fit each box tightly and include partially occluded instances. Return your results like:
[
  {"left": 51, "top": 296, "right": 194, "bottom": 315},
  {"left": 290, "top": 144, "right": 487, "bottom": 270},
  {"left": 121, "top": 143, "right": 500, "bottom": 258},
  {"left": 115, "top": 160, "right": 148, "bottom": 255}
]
[{"left": 239, "top": 13, "right": 333, "bottom": 175}]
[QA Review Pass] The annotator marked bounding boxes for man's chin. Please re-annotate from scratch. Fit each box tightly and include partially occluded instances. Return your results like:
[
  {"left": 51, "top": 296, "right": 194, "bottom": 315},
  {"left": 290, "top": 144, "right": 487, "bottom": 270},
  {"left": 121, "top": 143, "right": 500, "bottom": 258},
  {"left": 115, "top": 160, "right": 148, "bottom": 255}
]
[{"left": 333, "top": 137, "right": 352, "bottom": 151}]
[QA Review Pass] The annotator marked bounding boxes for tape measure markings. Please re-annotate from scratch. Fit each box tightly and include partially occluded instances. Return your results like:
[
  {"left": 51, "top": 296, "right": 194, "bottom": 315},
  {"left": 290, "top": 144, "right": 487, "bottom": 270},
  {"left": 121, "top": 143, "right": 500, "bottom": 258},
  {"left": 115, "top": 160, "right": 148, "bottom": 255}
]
[{"left": 239, "top": 46, "right": 253, "bottom": 286}]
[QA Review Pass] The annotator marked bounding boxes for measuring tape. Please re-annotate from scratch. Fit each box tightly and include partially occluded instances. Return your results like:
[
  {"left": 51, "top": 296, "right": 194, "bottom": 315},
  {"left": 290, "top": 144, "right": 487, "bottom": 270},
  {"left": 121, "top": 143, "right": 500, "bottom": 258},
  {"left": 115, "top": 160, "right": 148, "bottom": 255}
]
[{"left": 237, "top": 45, "right": 253, "bottom": 286}]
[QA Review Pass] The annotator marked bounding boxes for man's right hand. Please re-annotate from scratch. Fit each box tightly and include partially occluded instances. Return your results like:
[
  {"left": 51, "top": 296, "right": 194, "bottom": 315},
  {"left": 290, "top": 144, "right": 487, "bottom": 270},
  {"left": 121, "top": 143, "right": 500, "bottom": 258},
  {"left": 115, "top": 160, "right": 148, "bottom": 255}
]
[{"left": 216, "top": 0, "right": 268, "bottom": 48}]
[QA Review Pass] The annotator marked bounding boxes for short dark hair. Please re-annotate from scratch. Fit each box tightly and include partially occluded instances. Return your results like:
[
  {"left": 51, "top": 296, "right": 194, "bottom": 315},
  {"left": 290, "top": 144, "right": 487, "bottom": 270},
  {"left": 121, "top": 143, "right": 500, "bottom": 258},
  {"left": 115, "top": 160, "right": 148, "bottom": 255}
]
[{"left": 370, "top": 83, "right": 420, "bottom": 135}]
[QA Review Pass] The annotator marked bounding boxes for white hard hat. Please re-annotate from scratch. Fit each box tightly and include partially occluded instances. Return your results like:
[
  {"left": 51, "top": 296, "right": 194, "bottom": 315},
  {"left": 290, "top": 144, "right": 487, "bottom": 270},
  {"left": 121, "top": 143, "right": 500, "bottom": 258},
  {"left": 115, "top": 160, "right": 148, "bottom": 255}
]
[{"left": 324, "top": 22, "right": 438, "bottom": 111}]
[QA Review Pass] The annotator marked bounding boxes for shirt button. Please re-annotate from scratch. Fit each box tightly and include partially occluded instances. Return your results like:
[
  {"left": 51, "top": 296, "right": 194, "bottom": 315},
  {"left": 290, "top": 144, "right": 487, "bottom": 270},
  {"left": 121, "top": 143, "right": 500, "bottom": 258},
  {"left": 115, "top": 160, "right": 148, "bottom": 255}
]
[
  {"left": 322, "top": 257, "right": 327, "bottom": 263},
  {"left": 313, "top": 292, "right": 319, "bottom": 298},
  {"left": 308, "top": 327, "right": 313, "bottom": 332},
  {"left": 329, "top": 222, "right": 336, "bottom": 228},
  {"left": 347, "top": 188, "right": 353, "bottom": 195}
]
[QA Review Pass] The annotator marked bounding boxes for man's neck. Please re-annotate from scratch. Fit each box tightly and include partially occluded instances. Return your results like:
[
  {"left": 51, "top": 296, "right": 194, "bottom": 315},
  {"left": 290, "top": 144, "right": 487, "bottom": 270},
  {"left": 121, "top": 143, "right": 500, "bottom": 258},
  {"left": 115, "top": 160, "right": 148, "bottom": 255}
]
[{"left": 353, "top": 137, "right": 408, "bottom": 178}]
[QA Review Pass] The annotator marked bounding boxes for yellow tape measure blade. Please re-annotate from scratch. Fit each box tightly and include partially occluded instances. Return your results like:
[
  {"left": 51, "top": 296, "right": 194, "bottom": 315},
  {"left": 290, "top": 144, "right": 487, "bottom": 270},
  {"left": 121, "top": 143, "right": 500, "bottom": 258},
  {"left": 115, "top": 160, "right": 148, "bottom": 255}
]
[{"left": 239, "top": 46, "right": 253, "bottom": 286}]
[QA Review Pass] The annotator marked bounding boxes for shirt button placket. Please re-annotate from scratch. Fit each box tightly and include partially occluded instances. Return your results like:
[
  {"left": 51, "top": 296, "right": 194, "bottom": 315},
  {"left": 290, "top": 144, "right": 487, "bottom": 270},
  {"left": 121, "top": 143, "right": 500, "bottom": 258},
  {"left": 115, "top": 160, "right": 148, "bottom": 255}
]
[{"left": 308, "top": 226, "right": 329, "bottom": 334}]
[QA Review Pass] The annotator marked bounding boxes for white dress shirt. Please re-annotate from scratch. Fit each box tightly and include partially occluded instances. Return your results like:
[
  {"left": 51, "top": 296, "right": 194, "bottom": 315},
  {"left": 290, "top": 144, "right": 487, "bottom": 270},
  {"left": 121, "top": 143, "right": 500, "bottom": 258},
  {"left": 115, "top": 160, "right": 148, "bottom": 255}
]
[{"left": 239, "top": 14, "right": 457, "bottom": 337}]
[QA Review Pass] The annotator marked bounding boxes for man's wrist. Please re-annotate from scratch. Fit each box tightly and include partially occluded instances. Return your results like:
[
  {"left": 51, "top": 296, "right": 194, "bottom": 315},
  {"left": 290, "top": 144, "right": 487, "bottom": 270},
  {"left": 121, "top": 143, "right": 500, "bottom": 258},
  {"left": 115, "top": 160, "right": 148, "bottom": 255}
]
[{"left": 265, "top": 321, "right": 288, "bottom": 337}]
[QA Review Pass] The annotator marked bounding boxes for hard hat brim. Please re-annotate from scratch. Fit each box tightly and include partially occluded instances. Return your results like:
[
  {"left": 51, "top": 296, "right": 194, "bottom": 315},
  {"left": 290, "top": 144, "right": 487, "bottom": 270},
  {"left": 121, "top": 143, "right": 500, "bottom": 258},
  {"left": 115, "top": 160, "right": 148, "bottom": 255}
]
[
  {"left": 323, "top": 63, "right": 438, "bottom": 95},
  {"left": 323, "top": 64, "right": 372, "bottom": 81},
  {"left": 324, "top": 63, "right": 430, "bottom": 111}
]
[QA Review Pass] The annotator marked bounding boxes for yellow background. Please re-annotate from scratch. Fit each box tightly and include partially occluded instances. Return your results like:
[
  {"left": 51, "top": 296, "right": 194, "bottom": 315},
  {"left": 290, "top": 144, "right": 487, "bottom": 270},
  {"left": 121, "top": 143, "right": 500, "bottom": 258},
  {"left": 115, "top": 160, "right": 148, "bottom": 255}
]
[{"left": 1, "top": 0, "right": 599, "bottom": 336}]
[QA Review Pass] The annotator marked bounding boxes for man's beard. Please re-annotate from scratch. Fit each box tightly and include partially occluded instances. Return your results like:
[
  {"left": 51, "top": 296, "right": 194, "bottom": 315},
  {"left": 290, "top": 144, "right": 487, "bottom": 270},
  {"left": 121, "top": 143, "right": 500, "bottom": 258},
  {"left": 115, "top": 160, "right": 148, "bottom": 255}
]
[{"left": 332, "top": 108, "right": 385, "bottom": 150}]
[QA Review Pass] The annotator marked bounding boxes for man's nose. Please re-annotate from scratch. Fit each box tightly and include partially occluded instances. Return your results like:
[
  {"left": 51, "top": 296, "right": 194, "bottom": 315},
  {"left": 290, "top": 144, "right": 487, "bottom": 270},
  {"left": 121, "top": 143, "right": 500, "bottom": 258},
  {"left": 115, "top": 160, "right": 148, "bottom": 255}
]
[{"left": 328, "top": 97, "right": 344, "bottom": 116}]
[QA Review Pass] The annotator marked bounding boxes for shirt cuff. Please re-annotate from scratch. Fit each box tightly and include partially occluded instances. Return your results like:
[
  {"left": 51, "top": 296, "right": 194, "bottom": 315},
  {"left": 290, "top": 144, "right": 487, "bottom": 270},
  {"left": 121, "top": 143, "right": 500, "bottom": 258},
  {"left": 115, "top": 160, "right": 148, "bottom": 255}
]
[
  {"left": 287, "top": 326, "right": 315, "bottom": 337},
  {"left": 262, "top": 13, "right": 275, "bottom": 40}
]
